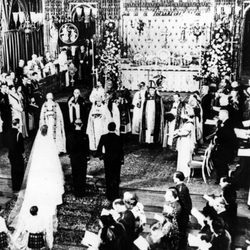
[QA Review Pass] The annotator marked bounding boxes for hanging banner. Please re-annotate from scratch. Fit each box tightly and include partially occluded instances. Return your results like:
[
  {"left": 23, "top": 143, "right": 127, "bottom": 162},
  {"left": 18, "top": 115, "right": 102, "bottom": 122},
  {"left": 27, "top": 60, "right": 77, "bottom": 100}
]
[{"left": 58, "top": 22, "right": 82, "bottom": 46}]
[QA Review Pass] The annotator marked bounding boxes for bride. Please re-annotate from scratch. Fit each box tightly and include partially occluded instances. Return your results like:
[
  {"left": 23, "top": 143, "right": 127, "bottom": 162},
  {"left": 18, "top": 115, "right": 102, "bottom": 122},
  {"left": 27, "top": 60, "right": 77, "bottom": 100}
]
[{"left": 8, "top": 125, "right": 65, "bottom": 249}]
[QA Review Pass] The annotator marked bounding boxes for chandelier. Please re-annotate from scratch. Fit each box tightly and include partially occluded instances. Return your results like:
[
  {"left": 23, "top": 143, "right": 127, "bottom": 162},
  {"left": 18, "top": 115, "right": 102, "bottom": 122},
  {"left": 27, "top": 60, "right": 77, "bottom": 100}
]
[{"left": 12, "top": 12, "right": 43, "bottom": 33}]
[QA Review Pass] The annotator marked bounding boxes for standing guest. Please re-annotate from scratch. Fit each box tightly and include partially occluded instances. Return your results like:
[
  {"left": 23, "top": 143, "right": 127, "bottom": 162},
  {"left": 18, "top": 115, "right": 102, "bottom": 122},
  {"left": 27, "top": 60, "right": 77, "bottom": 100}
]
[
  {"left": 163, "top": 93, "right": 185, "bottom": 150},
  {"left": 15, "top": 59, "right": 25, "bottom": 85},
  {"left": 75, "top": 45, "right": 88, "bottom": 83},
  {"left": 16, "top": 85, "right": 29, "bottom": 138},
  {"left": 97, "top": 122, "right": 124, "bottom": 202},
  {"left": 173, "top": 171, "right": 192, "bottom": 249},
  {"left": 39, "top": 92, "right": 66, "bottom": 154},
  {"left": 67, "top": 119, "right": 90, "bottom": 197},
  {"left": 132, "top": 82, "right": 146, "bottom": 135},
  {"left": 8, "top": 85, "right": 24, "bottom": 135},
  {"left": 163, "top": 188, "right": 182, "bottom": 236},
  {"left": 0, "top": 83, "right": 12, "bottom": 146},
  {"left": 188, "top": 93, "right": 203, "bottom": 144},
  {"left": 58, "top": 48, "right": 68, "bottom": 88},
  {"left": 174, "top": 107, "right": 196, "bottom": 178},
  {"left": 67, "top": 88, "right": 87, "bottom": 131},
  {"left": 201, "top": 85, "right": 217, "bottom": 140},
  {"left": 212, "top": 109, "right": 237, "bottom": 183},
  {"left": 173, "top": 171, "right": 192, "bottom": 215},
  {"left": 7, "top": 118, "right": 25, "bottom": 193},
  {"left": 28, "top": 96, "right": 40, "bottom": 134},
  {"left": 140, "top": 86, "right": 164, "bottom": 145}
]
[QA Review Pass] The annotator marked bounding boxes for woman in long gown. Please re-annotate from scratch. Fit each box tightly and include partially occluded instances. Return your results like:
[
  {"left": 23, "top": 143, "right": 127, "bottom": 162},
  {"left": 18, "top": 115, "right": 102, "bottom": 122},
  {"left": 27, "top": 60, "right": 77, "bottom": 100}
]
[
  {"left": 8, "top": 125, "right": 65, "bottom": 249},
  {"left": 175, "top": 106, "right": 196, "bottom": 178}
]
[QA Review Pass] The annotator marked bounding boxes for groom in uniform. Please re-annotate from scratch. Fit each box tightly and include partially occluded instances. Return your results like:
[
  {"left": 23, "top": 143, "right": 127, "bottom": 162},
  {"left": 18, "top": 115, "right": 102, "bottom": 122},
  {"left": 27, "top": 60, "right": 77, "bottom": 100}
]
[
  {"left": 67, "top": 119, "right": 90, "bottom": 197},
  {"left": 97, "top": 122, "right": 124, "bottom": 202},
  {"left": 7, "top": 118, "right": 25, "bottom": 192}
]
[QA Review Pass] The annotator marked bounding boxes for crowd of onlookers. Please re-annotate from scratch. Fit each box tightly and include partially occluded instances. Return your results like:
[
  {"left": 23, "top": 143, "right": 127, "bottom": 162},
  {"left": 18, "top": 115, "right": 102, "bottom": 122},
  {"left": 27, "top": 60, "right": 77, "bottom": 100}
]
[{"left": 80, "top": 171, "right": 239, "bottom": 250}]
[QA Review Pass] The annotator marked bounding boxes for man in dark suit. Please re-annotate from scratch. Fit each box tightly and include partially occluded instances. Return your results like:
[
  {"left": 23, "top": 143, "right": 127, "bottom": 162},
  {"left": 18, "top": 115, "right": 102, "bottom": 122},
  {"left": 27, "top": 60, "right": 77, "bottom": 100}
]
[
  {"left": 66, "top": 119, "right": 90, "bottom": 197},
  {"left": 7, "top": 118, "right": 25, "bottom": 192},
  {"left": 212, "top": 109, "right": 237, "bottom": 183},
  {"left": 0, "top": 83, "right": 12, "bottom": 147},
  {"left": 173, "top": 171, "right": 192, "bottom": 249},
  {"left": 97, "top": 122, "right": 124, "bottom": 202}
]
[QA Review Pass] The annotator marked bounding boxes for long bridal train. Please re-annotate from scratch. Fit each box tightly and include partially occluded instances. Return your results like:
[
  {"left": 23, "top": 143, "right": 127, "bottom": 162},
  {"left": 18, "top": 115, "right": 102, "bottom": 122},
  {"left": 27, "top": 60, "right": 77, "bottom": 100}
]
[{"left": 8, "top": 125, "right": 65, "bottom": 249}]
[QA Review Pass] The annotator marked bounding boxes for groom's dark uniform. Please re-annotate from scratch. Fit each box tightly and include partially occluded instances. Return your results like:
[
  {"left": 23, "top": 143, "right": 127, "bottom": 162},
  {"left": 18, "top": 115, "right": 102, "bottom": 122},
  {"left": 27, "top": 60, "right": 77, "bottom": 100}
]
[
  {"left": 7, "top": 128, "right": 25, "bottom": 192},
  {"left": 97, "top": 132, "right": 124, "bottom": 202},
  {"left": 67, "top": 129, "right": 89, "bottom": 197}
]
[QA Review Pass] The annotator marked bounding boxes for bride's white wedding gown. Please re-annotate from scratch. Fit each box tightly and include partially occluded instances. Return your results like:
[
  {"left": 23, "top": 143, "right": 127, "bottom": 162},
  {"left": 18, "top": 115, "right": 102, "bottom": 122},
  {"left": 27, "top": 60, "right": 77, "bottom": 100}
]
[{"left": 8, "top": 130, "right": 65, "bottom": 249}]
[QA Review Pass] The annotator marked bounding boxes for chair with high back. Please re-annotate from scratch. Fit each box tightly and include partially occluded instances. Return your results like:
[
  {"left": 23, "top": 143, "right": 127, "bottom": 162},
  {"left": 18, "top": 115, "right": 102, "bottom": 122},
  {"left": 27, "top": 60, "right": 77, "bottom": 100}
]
[{"left": 188, "top": 146, "right": 210, "bottom": 183}]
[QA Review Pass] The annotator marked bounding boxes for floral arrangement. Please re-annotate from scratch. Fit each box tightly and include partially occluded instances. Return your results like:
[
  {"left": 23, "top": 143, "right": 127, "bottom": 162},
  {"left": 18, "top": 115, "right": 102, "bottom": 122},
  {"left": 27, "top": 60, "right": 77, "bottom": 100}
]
[
  {"left": 98, "top": 19, "right": 121, "bottom": 92},
  {"left": 198, "top": 18, "right": 232, "bottom": 84}
]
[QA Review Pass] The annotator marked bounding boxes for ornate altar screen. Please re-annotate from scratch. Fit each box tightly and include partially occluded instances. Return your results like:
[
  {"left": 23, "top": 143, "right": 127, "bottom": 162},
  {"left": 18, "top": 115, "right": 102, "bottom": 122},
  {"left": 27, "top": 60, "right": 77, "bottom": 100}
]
[{"left": 120, "top": 0, "right": 214, "bottom": 91}]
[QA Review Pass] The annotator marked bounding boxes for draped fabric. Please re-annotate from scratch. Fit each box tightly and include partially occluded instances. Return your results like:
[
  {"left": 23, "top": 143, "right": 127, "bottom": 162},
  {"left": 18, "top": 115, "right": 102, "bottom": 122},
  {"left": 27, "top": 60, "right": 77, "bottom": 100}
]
[
  {"left": 1, "top": 0, "right": 14, "bottom": 31},
  {"left": 3, "top": 28, "right": 44, "bottom": 72}
]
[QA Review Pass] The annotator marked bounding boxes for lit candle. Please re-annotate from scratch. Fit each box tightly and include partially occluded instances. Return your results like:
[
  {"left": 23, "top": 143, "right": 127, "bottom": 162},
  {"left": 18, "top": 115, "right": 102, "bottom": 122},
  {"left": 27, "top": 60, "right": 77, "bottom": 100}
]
[{"left": 91, "top": 38, "right": 95, "bottom": 71}]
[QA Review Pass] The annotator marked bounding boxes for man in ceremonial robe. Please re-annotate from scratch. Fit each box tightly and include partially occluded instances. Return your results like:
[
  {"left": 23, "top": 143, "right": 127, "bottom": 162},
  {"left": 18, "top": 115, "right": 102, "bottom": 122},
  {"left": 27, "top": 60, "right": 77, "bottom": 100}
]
[
  {"left": 39, "top": 93, "right": 66, "bottom": 154},
  {"left": 7, "top": 118, "right": 25, "bottom": 192},
  {"left": 139, "top": 87, "right": 164, "bottom": 144},
  {"left": 132, "top": 82, "right": 146, "bottom": 135},
  {"left": 163, "top": 93, "right": 184, "bottom": 150},
  {"left": 67, "top": 88, "right": 88, "bottom": 131},
  {"left": 86, "top": 99, "right": 111, "bottom": 151},
  {"left": 89, "top": 81, "right": 105, "bottom": 104}
]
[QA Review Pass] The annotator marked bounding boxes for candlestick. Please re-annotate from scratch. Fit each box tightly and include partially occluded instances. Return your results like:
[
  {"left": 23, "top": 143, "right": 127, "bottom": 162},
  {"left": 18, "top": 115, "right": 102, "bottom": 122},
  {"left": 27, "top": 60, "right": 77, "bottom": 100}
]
[{"left": 91, "top": 38, "right": 95, "bottom": 87}]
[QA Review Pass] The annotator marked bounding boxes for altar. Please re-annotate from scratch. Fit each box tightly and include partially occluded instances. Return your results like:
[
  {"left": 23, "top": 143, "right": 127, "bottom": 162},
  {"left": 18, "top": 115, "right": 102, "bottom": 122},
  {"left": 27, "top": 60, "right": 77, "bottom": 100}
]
[
  {"left": 119, "top": 0, "right": 214, "bottom": 92},
  {"left": 121, "top": 64, "right": 200, "bottom": 91}
]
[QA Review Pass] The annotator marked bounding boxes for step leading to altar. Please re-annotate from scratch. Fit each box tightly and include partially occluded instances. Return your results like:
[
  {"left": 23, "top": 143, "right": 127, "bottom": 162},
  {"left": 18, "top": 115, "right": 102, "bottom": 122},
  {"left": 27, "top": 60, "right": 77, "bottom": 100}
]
[{"left": 121, "top": 64, "right": 200, "bottom": 91}]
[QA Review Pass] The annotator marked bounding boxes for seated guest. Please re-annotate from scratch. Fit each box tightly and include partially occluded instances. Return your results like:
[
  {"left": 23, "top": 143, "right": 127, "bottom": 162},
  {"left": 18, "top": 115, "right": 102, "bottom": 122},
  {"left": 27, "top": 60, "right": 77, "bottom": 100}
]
[
  {"left": 203, "top": 177, "right": 237, "bottom": 238},
  {"left": 147, "top": 217, "right": 180, "bottom": 250},
  {"left": 98, "top": 214, "right": 128, "bottom": 250},
  {"left": 210, "top": 217, "right": 231, "bottom": 250},
  {"left": 119, "top": 192, "right": 145, "bottom": 248}
]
